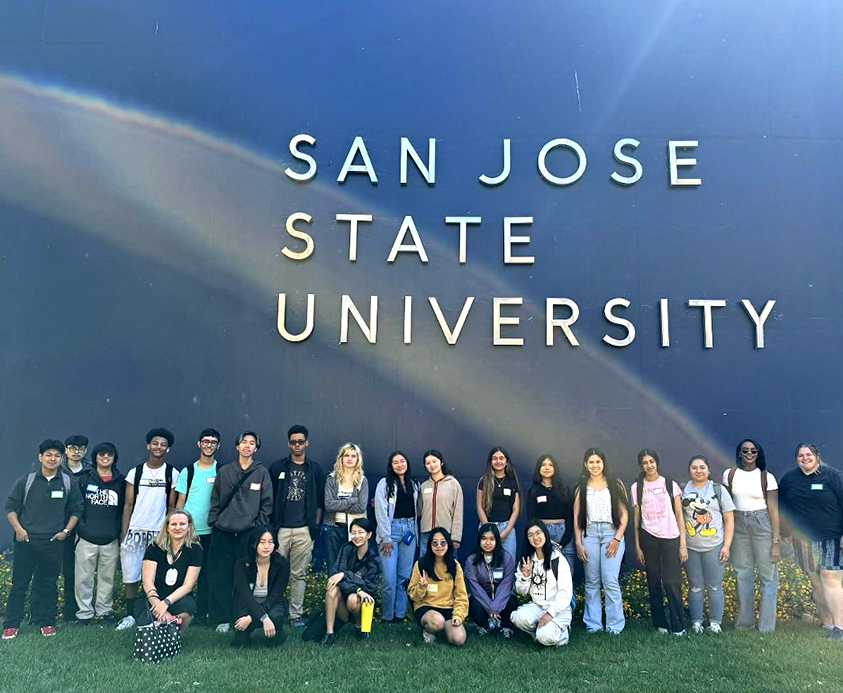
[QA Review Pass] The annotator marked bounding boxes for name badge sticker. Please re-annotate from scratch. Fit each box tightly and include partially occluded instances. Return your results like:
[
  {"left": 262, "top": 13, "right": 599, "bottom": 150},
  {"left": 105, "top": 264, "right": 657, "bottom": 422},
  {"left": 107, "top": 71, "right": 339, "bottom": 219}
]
[
  {"left": 492, "top": 568, "right": 504, "bottom": 580},
  {"left": 249, "top": 482, "right": 261, "bottom": 491},
  {"left": 86, "top": 484, "right": 98, "bottom": 492},
  {"left": 503, "top": 488, "right": 512, "bottom": 496},
  {"left": 653, "top": 487, "right": 664, "bottom": 495},
  {"left": 278, "top": 472, "right": 286, "bottom": 480},
  {"left": 51, "top": 490, "right": 65, "bottom": 499},
  {"left": 427, "top": 583, "right": 438, "bottom": 593},
  {"left": 423, "top": 488, "right": 433, "bottom": 494},
  {"left": 388, "top": 496, "right": 396, "bottom": 504},
  {"left": 537, "top": 495, "right": 547, "bottom": 503},
  {"left": 206, "top": 476, "right": 216, "bottom": 484},
  {"left": 811, "top": 483, "right": 824, "bottom": 491}
]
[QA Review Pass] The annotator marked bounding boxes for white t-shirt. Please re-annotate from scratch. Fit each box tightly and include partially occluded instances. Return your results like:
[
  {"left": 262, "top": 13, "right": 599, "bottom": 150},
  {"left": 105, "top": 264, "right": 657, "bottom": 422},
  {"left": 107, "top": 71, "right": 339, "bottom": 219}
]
[
  {"left": 126, "top": 463, "right": 179, "bottom": 531},
  {"left": 722, "top": 467, "right": 778, "bottom": 512}
]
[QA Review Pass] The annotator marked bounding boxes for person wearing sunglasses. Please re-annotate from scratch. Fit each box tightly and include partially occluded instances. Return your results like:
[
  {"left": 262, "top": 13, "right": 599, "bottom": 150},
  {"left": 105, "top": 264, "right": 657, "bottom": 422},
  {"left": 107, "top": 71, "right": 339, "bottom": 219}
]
[
  {"left": 407, "top": 528, "right": 468, "bottom": 646},
  {"left": 320, "top": 518, "right": 380, "bottom": 645},
  {"left": 723, "top": 439, "right": 781, "bottom": 633}
]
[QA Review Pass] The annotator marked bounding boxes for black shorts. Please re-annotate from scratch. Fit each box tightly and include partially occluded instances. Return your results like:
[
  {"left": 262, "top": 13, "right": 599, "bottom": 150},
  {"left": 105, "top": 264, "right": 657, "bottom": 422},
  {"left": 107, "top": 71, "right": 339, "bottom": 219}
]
[{"left": 414, "top": 606, "right": 453, "bottom": 626}]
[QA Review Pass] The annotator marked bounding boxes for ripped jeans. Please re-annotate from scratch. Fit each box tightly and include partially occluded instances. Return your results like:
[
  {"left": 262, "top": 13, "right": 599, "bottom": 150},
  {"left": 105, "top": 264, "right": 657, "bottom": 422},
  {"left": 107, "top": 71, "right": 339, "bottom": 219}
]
[{"left": 684, "top": 545, "right": 725, "bottom": 624}]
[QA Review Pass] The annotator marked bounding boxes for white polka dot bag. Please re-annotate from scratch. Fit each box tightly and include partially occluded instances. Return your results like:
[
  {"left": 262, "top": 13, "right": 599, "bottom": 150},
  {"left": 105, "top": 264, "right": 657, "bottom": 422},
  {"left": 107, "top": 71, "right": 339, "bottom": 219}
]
[{"left": 133, "top": 618, "right": 182, "bottom": 663}]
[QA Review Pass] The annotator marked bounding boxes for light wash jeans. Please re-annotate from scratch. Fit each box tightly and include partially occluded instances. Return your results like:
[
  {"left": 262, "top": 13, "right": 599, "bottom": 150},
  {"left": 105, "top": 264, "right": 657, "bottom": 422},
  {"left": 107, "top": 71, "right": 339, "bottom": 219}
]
[
  {"left": 379, "top": 517, "right": 416, "bottom": 620},
  {"left": 731, "top": 510, "right": 777, "bottom": 632},
  {"left": 684, "top": 545, "right": 725, "bottom": 624},
  {"left": 418, "top": 531, "right": 430, "bottom": 558},
  {"left": 494, "top": 521, "right": 517, "bottom": 559},
  {"left": 582, "top": 521, "right": 625, "bottom": 633},
  {"left": 547, "top": 521, "right": 576, "bottom": 574}
]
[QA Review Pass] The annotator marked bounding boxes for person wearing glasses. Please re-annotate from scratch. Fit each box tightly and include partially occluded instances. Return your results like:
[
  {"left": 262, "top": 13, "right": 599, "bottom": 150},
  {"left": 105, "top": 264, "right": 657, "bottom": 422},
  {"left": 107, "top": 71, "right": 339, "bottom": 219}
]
[
  {"left": 723, "top": 439, "right": 781, "bottom": 633},
  {"left": 407, "top": 528, "right": 468, "bottom": 646},
  {"left": 270, "top": 425, "right": 326, "bottom": 628},
  {"left": 175, "top": 428, "right": 221, "bottom": 623},
  {"left": 320, "top": 518, "right": 380, "bottom": 645},
  {"left": 60, "top": 434, "right": 90, "bottom": 622}
]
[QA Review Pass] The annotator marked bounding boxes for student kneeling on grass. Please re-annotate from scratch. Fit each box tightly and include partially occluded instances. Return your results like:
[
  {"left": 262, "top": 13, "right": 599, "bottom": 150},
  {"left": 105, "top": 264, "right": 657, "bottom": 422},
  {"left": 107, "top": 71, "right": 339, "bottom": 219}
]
[
  {"left": 320, "top": 518, "right": 380, "bottom": 646},
  {"left": 232, "top": 525, "right": 290, "bottom": 647},
  {"left": 139, "top": 509, "right": 202, "bottom": 632},
  {"left": 511, "top": 519, "right": 573, "bottom": 647},
  {"left": 407, "top": 528, "right": 468, "bottom": 646}
]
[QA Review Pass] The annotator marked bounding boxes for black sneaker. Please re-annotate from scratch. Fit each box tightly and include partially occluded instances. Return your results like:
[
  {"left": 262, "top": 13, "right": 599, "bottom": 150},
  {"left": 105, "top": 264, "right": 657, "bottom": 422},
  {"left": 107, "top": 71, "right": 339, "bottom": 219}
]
[
  {"left": 319, "top": 632, "right": 336, "bottom": 646},
  {"left": 77, "top": 619, "right": 92, "bottom": 627}
]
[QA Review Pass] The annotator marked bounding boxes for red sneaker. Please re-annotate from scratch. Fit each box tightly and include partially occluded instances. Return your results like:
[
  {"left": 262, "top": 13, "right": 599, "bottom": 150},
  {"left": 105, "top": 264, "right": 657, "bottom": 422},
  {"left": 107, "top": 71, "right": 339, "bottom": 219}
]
[
  {"left": 40, "top": 626, "right": 57, "bottom": 637},
  {"left": 2, "top": 628, "right": 18, "bottom": 640}
]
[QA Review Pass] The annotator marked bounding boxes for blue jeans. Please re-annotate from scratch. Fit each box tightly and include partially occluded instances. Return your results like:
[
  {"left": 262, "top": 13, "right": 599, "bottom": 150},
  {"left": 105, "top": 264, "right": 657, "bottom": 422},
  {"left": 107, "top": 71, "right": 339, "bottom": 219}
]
[
  {"left": 494, "top": 522, "right": 517, "bottom": 559},
  {"left": 685, "top": 545, "right": 725, "bottom": 624},
  {"left": 418, "top": 531, "right": 430, "bottom": 559},
  {"left": 547, "top": 521, "right": 576, "bottom": 574},
  {"left": 380, "top": 518, "right": 416, "bottom": 621},
  {"left": 582, "top": 522, "right": 625, "bottom": 633},
  {"left": 731, "top": 510, "right": 777, "bottom": 632},
  {"left": 322, "top": 525, "right": 347, "bottom": 574}
]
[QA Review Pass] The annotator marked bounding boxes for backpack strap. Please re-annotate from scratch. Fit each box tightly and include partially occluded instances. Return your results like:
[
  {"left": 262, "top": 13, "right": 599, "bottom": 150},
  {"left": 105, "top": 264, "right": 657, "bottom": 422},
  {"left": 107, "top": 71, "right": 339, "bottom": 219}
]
[
  {"left": 218, "top": 466, "right": 260, "bottom": 516},
  {"left": 761, "top": 470, "right": 768, "bottom": 499},
  {"left": 636, "top": 480, "right": 644, "bottom": 529},
  {"left": 726, "top": 467, "right": 737, "bottom": 493},
  {"left": 550, "top": 556, "right": 560, "bottom": 582},
  {"left": 131, "top": 463, "right": 174, "bottom": 508},
  {"left": 22, "top": 472, "right": 37, "bottom": 506},
  {"left": 712, "top": 481, "right": 723, "bottom": 509},
  {"left": 184, "top": 464, "right": 196, "bottom": 502},
  {"left": 61, "top": 472, "right": 71, "bottom": 497}
]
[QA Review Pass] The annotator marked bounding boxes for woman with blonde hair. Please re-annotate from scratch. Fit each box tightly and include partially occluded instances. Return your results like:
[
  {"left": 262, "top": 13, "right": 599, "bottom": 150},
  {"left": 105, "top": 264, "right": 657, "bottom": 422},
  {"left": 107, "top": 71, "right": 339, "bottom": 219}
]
[
  {"left": 323, "top": 443, "right": 369, "bottom": 573},
  {"left": 140, "top": 509, "right": 203, "bottom": 631}
]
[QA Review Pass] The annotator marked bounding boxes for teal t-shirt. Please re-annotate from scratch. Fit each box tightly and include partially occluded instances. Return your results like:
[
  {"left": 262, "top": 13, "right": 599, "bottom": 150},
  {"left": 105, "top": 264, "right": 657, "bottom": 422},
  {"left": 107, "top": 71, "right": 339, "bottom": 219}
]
[{"left": 176, "top": 461, "right": 218, "bottom": 535}]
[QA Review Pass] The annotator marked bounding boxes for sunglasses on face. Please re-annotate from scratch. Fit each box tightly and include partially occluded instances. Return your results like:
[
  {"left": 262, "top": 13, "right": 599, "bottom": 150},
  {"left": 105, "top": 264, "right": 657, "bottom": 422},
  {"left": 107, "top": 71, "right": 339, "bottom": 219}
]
[
  {"left": 289, "top": 439, "right": 306, "bottom": 446},
  {"left": 741, "top": 448, "right": 758, "bottom": 454},
  {"left": 430, "top": 540, "right": 448, "bottom": 548}
]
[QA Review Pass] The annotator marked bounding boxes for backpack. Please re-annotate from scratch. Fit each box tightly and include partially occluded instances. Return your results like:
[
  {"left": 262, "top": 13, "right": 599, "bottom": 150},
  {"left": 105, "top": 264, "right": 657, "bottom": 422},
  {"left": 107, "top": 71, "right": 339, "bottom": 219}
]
[
  {"left": 635, "top": 476, "right": 676, "bottom": 529},
  {"left": 726, "top": 466, "right": 768, "bottom": 500},
  {"left": 22, "top": 472, "right": 72, "bottom": 506},
  {"left": 184, "top": 464, "right": 195, "bottom": 502},
  {"left": 129, "top": 462, "right": 174, "bottom": 509}
]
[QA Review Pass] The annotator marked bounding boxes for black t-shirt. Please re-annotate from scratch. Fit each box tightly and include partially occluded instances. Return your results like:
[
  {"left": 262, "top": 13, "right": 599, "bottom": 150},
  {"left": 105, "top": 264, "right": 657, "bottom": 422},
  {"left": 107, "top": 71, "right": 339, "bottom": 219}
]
[
  {"left": 529, "top": 483, "right": 570, "bottom": 520},
  {"left": 393, "top": 481, "right": 415, "bottom": 519},
  {"left": 779, "top": 466, "right": 843, "bottom": 541},
  {"left": 281, "top": 464, "right": 308, "bottom": 528},
  {"left": 479, "top": 476, "right": 518, "bottom": 522},
  {"left": 143, "top": 542, "right": 203, "bottom": 599}
]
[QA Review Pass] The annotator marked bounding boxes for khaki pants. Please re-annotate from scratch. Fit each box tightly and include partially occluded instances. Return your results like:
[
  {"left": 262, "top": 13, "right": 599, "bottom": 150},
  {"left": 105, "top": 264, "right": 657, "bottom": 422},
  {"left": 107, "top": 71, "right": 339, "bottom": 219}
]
[
  {"left": 74, "top": 537, "right": 119, "bottom": 620},
  {"left": 276, "top": 526, "right": 313, "bottom": 620}
]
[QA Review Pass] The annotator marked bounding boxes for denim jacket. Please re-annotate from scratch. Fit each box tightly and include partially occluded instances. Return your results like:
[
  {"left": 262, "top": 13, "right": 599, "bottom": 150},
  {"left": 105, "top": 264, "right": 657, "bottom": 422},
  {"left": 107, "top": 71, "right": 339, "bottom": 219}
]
[{"left": 373, "top": 477, "right": 419, "bottom": 546}]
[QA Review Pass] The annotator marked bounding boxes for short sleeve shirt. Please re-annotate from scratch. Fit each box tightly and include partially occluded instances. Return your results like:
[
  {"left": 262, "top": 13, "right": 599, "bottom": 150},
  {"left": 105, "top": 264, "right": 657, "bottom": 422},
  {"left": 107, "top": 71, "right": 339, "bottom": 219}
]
[
  {"left": 175, "top": 462, "right": 217, "bottom": 535},
  {"left": 126, "top": 464, "right": 179, "bottom": 532},
  {"left": 723, "top": 468, "right": 778, "bottom": 512},
  {"left": 478, "top": 476, "right": 518, "bottom": 522},
  {"left": 631, "top": 477, "right": 682, "bottom": 539},
  {"left": 143, "top": 542, "right": 203, "bottom": 599},
  {"left": 681, "top": 480, "right": 736, "bottom": 551}
]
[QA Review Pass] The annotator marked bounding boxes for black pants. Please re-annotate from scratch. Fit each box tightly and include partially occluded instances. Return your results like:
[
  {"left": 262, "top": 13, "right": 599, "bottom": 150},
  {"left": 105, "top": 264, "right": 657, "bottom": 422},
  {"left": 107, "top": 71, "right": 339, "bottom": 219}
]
[
  {"left": 232, "top": 603, "right": 287, "bottom": 646},
  {"left": 207, "top": 527, "right": 250, "bottom": 625},
  {"left": 195, "top": 534, "right": 212, "bottom": 620},
  {"left": 4, "top": 539, "right": 63, "bottom": 629},
  {"left": 468, "top": 594, "right": 519, "bottom": 629},
  {"left": 61, "top": 530, "right": 78, "bottom": 620},
  {"left": 639, "top": 530, "right": 685, "bottom": 632}
]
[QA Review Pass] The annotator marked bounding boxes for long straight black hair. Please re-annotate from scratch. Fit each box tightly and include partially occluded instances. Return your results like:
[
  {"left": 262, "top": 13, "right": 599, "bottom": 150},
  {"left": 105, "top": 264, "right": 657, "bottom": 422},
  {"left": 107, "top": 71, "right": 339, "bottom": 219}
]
[
  {"left": 471, "top": 522, "right": 504, "bottom": 569},
  {"left": 532, "top": 454, "right": 571, "bottom": 506},
  {"left": 575, "top": 447, "right": 628, "bottom": 533},
  {"left": 418, "top": 527, "right": 457, "bottom": 581},
  {"left": 385, "top": 450, "right": 415, "bottom": 501}
]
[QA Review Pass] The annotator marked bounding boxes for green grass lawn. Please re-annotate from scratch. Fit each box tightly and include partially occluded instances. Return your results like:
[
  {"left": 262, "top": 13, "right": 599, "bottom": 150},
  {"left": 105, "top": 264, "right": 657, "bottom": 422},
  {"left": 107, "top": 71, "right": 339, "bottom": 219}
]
[{"left": 2, "top": 618, "right": 840, "bottom": 693}]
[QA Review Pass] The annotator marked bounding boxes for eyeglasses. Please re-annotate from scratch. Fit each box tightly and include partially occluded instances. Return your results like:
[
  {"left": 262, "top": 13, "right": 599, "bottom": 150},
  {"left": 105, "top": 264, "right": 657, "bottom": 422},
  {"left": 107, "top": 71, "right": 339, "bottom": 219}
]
[
  {"left": 66, "top": 446, "right": 87, "bottom": 453},
  {"left": 430, "top": 540, "right": 448, "bottom": 548},
  {"left": 289, "top": 439, "right": 307, "bottom": 446},
  {"left": 199, "top": 439, "right": 219, "bottom": 446},
  {"left": 527, "top": 531, "right": 544, "bottom": 540},
  {"left": 349, "top": 531, "right": 368, "bottom": 538},
  {"left": 741, "top": 448, "right": 758, "bottom": 455}
]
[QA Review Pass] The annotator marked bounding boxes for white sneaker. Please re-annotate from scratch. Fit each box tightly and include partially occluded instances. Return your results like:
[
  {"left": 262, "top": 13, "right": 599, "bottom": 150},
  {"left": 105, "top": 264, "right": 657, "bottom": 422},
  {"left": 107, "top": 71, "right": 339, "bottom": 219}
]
[
  {"left": 673, "top": 629, "right": 686, "bottom": 636},
  {"left": 691, "top": 622, "right": 704, "bottom": 634},
  {"left": 657, "top": 627, "right": 669, "bottom": 634},
  {"left": 422, "top": 631, "right": 436, "bottom": 644},
  {"left": 216, "top": 623, "right": 230, "bottom": 634},
  {"left": 115, "top": 616, "right": 135, "bottom": 631},
  {"left": 707, "top": 622, "right": 722, "bottom": 634}
]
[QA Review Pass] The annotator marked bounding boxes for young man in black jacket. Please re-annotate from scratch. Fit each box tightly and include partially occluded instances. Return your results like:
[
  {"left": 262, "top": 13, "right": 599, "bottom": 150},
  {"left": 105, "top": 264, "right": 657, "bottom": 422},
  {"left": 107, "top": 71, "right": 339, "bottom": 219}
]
[
  {"left": 207, "top": 431, "right": 273, "bottom": 633},
  {"left": 269, "top": 424, "right": 325, "bottom": 627},
  {"left": 3, "top": 440, "right": 84, "bottom": 639},
  {"left": 74, "top": 442, "right": 125, "bottom": 624}
]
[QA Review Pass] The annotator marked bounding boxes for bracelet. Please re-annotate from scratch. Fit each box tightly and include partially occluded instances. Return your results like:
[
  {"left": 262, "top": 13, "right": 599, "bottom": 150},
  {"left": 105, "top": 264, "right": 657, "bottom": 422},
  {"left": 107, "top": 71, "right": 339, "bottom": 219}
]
[
  {"left": 164, "top": 597, "right": 172, "bottom": 607},
  {"left": 610, "top": 537, "right": 620, "bottom": 543}
]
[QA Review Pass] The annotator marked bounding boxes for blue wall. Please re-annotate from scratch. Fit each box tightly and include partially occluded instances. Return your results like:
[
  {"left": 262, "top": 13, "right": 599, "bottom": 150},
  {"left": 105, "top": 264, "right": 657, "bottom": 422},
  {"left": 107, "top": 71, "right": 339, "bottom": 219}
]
[{"left": 1, "top": 2, "right": 841, "bottom": 546}]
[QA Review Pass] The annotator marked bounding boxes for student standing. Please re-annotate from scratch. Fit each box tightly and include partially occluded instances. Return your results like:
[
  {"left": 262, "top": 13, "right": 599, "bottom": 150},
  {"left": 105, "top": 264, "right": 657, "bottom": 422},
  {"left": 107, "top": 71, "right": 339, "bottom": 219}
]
[
  {"left": 630, "top": 449, "right": 686, "bottom": 635},
  {"left": 573, "top": 448, "right": 629, "bottom": 634},
  {"left": 207, "top": 431, "right": 273, "bottom": 633},
  {"left": 418, "top": 450, "right": 463, "bottom": 555},
  {"left": 524, "top": 455, "right": 575, "bottom": 572},
  {"left": 116, "top": 428, "right": 178, "bottom": 630},
  {"left": 476, "top": 447, "right": 521, "bottom": 559},
  {"left": 723, "top": 439, "right": 781, "bottom": 633},
  {"left": 270, "top": 424, "right": 326, "bottom": 627},
  {"left": 175, "top": 428, "right": 220, "bottom": 622},
  {"left": 779, "top": 444, "right": 843, "bottom": 640},
  {"left": 322, "top": 443, "right": 369, "bottom": 573},
  {"left": 74, "top": 442, "right": 125, "bottom": 624},
  {"left": 60, "top": 434, "right": 90, "bottom": 622},
  {"left": 3, "top": 440, "right": 84, "bottom": 639},
  {"left": 374, "top": 451, "right": 419, "bottom": 623}
]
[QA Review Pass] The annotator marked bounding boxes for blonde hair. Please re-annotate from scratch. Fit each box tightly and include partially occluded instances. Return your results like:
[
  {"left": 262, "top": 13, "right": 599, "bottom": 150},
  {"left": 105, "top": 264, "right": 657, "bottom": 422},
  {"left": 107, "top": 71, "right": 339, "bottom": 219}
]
[
  {"left": 333, "top": 442, "right": 364, "bottom": 489},
  {"left": 154, "top": 509, "right": 199, "bottom": 553}
]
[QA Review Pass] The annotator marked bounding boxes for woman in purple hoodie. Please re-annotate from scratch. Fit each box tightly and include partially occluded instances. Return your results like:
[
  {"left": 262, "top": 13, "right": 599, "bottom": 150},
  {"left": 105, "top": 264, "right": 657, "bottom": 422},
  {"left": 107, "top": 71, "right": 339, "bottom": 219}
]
[{"left": 464, "top": 523, "right": 518, "bottom": 637}]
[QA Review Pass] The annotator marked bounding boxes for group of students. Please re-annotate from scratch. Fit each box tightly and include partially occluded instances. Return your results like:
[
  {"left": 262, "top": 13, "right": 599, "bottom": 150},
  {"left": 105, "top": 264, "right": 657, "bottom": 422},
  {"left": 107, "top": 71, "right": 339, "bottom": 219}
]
[{"left": 3, "top": 427, "right": 843, "bottom": 648}]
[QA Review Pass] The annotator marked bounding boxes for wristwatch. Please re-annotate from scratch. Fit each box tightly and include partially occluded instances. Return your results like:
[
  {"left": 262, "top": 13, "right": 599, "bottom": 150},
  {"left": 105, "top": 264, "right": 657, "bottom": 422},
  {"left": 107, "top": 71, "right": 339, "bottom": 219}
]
[{"left": 164, "top": 597, "right": 172, "bottom": 607}]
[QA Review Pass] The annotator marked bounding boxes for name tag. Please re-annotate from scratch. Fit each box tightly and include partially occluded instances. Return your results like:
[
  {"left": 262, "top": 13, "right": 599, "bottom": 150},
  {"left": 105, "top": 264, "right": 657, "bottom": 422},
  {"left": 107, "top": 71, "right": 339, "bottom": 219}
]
[
  {"left": 653, "top": 487, "right": 664, "bottom": 495},
  {"left": 423, "top": 488, "right": 432, "bottom": 494},
  {"left": 337, "top": 489, "right": 352, "bottom": 498},
  {"left": 426, "top": 583, "right": 438, "bottom": 593},
  {"left": 86, "top": 484, "right": 98, "bottom": 492},
  {"left": 51, "top": 490, "right": 64, "bottom": 499},
  {"left": 250, "top": 482, "right": 261, "bottom": 491},
  {"left": 388, "top": 496, "right": 396, "bottom": 504},
  {"left": 206, "top": 476, "right": 216, "bottom": 484},
  {"left": 492, "top": 568, "right": 504, "bottom": 580},
  {"left": 278, "top": 472, "right": 285, "bottom": 480},
  {"left": 503, "top": 488, "right": 512, "bottom": 496},
  {"left": 811, "top": 483, "right": 824, "bottom": 491},
  {"left": 537, "top": 495, "right": 547, "bottom": 504}
]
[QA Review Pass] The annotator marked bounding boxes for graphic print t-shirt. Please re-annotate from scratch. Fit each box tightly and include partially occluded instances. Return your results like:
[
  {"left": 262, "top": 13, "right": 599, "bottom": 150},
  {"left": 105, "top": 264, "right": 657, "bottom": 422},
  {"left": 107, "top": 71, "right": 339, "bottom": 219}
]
[
  {"left": 281, "top": 465, "right": 308, "bottom": 528},
  {"left": 681, "top": 480, "right": 736, "bottom": 552},
  {"left": 126, "top": 464, "right": 179, "bottom": 532}
]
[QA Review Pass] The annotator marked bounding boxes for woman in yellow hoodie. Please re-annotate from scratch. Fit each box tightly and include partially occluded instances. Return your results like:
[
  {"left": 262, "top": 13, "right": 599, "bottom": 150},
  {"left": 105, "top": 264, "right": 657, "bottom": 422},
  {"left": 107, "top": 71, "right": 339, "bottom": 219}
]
[{"left": 407, "top": 528, "right": 468, "bottom": 646}]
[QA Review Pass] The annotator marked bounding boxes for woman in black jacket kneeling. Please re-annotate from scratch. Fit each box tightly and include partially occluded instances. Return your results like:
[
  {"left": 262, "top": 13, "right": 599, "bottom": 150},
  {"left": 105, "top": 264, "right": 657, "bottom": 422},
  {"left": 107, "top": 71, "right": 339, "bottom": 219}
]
[
  {"left": 321, "top": 518, "right": 380, "bottom": 645},
  {"left": 232, "top": 525, "right": 290, "bottom": 647}
]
